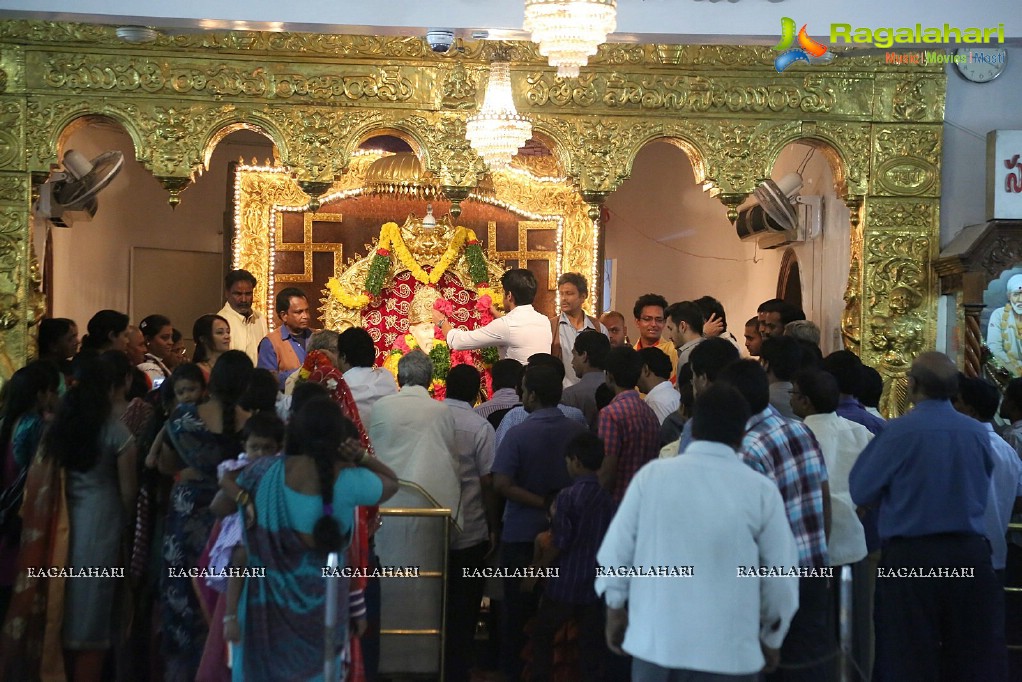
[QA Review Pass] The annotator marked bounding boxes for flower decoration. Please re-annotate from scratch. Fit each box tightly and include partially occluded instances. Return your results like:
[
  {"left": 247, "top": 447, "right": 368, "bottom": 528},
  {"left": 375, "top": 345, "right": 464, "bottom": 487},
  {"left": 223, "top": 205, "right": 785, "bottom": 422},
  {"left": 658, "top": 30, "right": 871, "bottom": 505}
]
[
  {"left": 475, "top": 294, "right": 495, "bottom": 326},
  {"left": 365, "top": 247, "right": 392, "bottom": 296},
  {"left": 327, "top": 277, "right": 371, "bottom": 310},
  {"left": 298, "top": 349, "right": 335, "bottom": 381},
  {"left": 465, "top": 238, "right": 489, "bottom": 285},
  {"left": 434, "top": 297, "right": 455, "bottom": 321},
  {"left": 476, "top": 286, "right": 503, "bottom": 310}
]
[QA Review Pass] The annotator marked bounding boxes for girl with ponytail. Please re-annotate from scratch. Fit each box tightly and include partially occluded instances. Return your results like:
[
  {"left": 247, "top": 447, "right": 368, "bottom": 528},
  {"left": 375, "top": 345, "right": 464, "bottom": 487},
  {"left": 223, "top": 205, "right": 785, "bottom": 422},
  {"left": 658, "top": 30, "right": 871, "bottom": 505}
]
[{"left": 216, "top": 397, "right": 397, "bottom": 682}]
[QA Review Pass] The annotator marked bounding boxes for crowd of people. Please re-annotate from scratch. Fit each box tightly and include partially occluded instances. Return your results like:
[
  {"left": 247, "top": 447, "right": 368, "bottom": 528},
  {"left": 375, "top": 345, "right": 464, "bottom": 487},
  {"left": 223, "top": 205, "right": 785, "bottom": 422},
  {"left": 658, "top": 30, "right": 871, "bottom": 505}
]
[{"left": 0, "top": 264, "right": 1018, "bottom": 682}]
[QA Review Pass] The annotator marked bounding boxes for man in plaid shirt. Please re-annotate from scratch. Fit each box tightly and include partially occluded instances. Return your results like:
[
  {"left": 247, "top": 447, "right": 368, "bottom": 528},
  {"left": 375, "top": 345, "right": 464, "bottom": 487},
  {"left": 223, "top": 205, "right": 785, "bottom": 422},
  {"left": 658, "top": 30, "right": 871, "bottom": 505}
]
[
  {"left": 597, "top": 345, "right": 661, "bottom": 504},
  {"left": 718, "top": 359, "right": 833, "bottom": 682}
]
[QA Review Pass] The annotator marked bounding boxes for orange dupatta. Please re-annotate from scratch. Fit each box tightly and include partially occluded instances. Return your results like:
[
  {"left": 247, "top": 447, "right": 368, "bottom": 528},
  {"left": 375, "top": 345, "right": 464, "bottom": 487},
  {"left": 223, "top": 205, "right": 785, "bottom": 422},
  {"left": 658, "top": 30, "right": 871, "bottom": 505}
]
[{"left": 0, "top": 449, "right": 70, "bottom": 681}]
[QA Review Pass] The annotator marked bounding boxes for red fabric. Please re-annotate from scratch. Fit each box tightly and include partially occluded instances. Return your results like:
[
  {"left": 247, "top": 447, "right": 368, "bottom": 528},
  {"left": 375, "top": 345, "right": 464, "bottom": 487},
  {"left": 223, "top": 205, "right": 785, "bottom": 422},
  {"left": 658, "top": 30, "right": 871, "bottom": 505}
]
[{"left": 360, "top": 270, "right": 485, "bottom": 366}]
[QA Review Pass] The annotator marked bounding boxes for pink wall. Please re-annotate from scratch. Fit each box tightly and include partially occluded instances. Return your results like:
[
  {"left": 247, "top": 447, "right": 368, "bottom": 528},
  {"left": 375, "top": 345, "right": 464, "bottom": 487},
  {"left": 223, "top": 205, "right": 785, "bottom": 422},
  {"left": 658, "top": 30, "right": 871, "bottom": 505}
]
[{"left": 49, "top": 125, "right": 274, "bottom": 334}]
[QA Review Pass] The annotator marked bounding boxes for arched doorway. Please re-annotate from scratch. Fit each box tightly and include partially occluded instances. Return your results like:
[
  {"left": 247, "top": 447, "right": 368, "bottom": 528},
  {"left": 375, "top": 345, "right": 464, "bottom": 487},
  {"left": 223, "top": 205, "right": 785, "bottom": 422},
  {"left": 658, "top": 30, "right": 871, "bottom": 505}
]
[{"left": 778, "top": 248, "right": 803, "bottom": 310}]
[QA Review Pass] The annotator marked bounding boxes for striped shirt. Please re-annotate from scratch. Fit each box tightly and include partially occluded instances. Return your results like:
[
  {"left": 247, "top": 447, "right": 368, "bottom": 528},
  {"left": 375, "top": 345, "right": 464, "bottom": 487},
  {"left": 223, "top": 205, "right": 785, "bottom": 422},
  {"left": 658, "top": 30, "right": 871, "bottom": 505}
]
[
  {"left": 740, "top": 405, "right": 829, "bottom": 568},
  {"left": 597, "top": 390, "right": 661, "bottom": 503},
  {"left": 474, "top": 387, "right": 521, "bottom": 420},
  {"left": 546, "top": 474, "right": 615, "bottom": 604},
  {"left": 495, "top": 403, "right": 588, "bottom": 447}
]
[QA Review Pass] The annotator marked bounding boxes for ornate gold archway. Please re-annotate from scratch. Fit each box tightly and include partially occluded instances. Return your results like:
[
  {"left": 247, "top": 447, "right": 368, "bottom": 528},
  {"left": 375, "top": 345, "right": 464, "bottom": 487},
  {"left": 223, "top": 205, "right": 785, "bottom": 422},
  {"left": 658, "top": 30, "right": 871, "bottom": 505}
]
[{"left": 0, "top": 22, "right": 945, "bottom": 414}]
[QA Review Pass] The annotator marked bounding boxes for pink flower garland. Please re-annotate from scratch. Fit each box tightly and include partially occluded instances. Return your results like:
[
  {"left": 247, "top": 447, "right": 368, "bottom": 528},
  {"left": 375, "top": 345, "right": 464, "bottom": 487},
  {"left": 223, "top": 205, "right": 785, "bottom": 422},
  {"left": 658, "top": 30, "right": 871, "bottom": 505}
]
[
  {"left": 433, "top": 298, "right": 454, "bottom": 340},
  {"left": 476, "top": 294, "right": 494, "bottom": 326}
]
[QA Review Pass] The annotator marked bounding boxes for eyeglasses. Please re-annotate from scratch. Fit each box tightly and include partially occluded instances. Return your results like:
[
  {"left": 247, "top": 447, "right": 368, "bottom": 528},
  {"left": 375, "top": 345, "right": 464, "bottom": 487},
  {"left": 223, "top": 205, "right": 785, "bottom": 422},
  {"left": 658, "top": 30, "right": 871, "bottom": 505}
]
[{"left": 639, "top": 316, "right": 665, "bottom": 324}]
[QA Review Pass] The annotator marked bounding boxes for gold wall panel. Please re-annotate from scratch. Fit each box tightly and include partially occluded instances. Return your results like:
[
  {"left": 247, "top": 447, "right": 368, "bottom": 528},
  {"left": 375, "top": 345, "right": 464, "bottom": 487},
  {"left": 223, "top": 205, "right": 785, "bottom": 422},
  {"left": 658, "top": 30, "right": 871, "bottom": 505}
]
[{"left": 0, "top": 21, "right": 946, "bottom": 414}]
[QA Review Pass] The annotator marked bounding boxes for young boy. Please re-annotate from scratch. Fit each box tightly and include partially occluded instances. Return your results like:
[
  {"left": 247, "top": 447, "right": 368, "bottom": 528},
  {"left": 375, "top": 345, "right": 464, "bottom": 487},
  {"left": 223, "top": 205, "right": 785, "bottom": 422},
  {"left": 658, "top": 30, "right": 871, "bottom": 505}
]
[{"left": 528, "top": 431, "right": 616, "bottom": 681}]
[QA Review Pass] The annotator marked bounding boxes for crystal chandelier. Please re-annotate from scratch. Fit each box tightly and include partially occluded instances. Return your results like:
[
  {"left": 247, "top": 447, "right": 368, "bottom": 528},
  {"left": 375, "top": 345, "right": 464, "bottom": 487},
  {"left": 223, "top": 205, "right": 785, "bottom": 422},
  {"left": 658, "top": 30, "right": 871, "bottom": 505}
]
[
  {"left": 523, "top": 0, "right": 617, "bottom": 78},
  {"left": 466, "top": 61, "right": 533, "bottom": 170}
]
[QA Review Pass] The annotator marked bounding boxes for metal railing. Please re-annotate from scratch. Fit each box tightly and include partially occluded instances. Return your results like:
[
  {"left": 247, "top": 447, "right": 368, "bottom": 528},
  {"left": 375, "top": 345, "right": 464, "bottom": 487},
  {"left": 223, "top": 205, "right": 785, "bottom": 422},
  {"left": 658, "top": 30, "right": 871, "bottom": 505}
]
[{"left": 375, "top": 479, "right": 456, "bottom": 680}]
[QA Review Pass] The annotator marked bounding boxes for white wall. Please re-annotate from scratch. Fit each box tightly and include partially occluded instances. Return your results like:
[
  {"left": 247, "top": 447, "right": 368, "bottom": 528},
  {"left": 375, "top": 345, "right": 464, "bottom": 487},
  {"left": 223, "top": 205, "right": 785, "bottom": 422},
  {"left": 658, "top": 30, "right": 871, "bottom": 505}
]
[
  {"left": 941, "top": 46, "right": 1022, "bottom": 246},
  {"left": 50, "top": 124, "right": 273, "bottom": 332}
]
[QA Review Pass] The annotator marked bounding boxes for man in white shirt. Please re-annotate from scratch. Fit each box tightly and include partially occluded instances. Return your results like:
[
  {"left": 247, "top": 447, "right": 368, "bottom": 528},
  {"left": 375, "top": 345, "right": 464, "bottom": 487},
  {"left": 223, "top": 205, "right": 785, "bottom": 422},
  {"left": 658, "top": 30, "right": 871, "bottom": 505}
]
[
  {"left": 596, "top": 384, "right": 799, "bottom": 681},
  {"left": 791, "top": 368, "right": 875, "bottom": 682},
  {"left": 337, "top": 326, "right": 397, "bottom": 426},
  {"left": 550, "top": 272, "right": 608, "bottom": 386},
  {"left": 434, "top": 268, "right": 551, "bottom": 365},
  {"left": 442, "top": 364, "right": 498, "bottom": 682},
  {"left": 370, "top": 350, "right": 461, "bottom": 675},
  {"left": 790, "top": 368, "right": 871, "bottom": 568},
  {"left": 217, "top": 269, "right": 267, "bottom": 363},
  {"left": 637, "top": 347, "right": 679, "bottom": 425}
]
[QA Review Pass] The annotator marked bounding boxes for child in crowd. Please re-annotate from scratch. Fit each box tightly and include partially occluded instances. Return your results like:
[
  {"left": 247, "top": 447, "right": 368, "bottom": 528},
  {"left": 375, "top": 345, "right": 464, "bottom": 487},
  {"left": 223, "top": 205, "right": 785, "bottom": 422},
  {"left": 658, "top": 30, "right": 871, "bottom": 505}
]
[
  {"left": 200, "top": 410, "right": 285, "bottom": 680},
  {"left": 143, "top": 363, "right": 206, "bottom": 470},
  {"left": 526, "top": 431, "right": 616, "bottom": 681}
]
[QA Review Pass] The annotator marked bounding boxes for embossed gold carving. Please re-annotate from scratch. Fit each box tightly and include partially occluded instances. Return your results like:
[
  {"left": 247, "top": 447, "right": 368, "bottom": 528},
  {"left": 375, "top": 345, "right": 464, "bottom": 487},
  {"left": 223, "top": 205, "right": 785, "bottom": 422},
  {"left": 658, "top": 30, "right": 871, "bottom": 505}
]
[
  {"left": 862, "top": 229, "right": 932, "bottom": 415},
  {"left": 876, "top": 157, "right": 935, "bottom": 196},
  {"left": 33, "top": 52, "right": 419, "bottom": 103},
  {"left": 440, "top": 61, "right": 478, "bottom": 110},
  {"left": 524, "top": 72, "right": 856, "bottom": 116}
]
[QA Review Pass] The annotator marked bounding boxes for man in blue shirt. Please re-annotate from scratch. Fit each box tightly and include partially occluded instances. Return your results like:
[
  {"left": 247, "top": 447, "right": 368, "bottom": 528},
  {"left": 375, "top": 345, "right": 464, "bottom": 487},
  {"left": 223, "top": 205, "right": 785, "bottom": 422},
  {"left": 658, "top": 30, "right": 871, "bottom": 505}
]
[
  {"left": 850, "top": 352, "right": 1006, "bottom": 681},
  {"left": 256, "top": 286, "right": 312, "bottom": 389},
  {"left": 492, "top": 363, "right": 588, "bottom": 681}
]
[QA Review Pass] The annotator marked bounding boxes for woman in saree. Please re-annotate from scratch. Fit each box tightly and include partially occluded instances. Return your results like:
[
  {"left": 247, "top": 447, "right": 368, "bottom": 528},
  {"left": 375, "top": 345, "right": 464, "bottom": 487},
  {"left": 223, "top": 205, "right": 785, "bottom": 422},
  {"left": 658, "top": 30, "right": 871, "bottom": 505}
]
[
  {"left": 159, "top": 350, "right": 253, "bottom": 682},
  {"left": 293, "top": 343, "right": 383, "bottom": 681},
  {"left": 219, "top": 397, "right": 398, "bottom": 681},
  {"left": 1, "top": 353, "right": 137, "bottom": 682},
  {"left": 0, "top": 362, "right": 59, "bottom": 621}
]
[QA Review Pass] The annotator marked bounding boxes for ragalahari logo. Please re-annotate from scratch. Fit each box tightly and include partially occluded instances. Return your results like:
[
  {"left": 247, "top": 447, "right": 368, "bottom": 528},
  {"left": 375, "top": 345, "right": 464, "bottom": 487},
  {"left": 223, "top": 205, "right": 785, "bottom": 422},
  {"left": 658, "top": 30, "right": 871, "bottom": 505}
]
[{"left": 774, "top": 17, "right": 829, "bottom": 72}]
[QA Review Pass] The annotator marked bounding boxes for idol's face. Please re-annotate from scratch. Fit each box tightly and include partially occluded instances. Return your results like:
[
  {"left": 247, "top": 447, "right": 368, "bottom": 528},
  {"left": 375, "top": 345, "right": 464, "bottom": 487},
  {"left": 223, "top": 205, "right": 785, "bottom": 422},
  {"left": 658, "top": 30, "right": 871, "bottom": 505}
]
[{"left": 1010, "top": 289, "right": 1022, "bottom": 316}]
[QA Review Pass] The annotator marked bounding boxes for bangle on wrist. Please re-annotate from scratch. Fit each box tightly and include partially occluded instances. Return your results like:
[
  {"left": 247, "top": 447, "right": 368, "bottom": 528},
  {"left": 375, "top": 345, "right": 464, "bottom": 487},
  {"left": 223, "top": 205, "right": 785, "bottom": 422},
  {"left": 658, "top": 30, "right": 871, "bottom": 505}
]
[
  {"left": 223, "top": 614, "right": 237, "bottom": 623},
  {"left": 235, "top": 489, "right": 250, "bottom": 506},
  {"left": 356, "top": 450, "right": 368, "bottom": 465}
]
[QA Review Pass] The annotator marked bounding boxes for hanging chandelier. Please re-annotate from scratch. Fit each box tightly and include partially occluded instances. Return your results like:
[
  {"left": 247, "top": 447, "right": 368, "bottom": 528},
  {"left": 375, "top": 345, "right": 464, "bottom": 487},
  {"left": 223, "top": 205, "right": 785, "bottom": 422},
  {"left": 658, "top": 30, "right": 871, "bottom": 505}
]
[
  {"left": 523, "top": 0, "right": 617, "bottom": 78},
  {"left": 466, "top": 61, "right": 533, "bottom": 170}
]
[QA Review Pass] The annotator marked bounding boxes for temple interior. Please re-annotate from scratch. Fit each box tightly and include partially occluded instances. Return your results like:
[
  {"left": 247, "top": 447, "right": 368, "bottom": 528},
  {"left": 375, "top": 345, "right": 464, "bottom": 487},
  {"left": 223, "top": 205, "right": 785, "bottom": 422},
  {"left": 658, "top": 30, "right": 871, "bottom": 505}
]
[{"left": 2, "top": 2, "right": 1022, "bottom": 681}]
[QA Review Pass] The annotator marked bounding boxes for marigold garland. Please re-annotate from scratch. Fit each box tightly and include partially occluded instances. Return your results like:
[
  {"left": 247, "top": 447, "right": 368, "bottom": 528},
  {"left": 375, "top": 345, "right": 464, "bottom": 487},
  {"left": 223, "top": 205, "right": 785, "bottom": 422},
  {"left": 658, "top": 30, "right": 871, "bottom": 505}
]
[
  {"left": 329, "top": 223, "right": 503, "bottom": 313},
  {"left": 327, "top": 277, "right": 371, "bottom": 310}
]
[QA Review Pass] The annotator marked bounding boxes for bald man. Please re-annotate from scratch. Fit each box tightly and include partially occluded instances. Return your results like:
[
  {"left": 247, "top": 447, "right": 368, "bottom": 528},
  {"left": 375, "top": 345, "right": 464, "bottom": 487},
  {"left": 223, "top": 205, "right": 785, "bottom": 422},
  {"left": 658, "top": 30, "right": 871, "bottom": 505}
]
[
  {"left": 849, "top": 352, "right": 1006, "bottom": 681},
  {"left": 987, "top": 274, "right": 1022, "bottom": 375}
]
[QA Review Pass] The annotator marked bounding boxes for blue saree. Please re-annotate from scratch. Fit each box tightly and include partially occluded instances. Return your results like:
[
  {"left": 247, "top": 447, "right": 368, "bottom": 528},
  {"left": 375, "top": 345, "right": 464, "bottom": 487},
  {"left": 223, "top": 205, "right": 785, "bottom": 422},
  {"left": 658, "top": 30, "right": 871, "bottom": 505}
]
[{"left": 234, "top": 455, "right": 380, "bottom": 682}]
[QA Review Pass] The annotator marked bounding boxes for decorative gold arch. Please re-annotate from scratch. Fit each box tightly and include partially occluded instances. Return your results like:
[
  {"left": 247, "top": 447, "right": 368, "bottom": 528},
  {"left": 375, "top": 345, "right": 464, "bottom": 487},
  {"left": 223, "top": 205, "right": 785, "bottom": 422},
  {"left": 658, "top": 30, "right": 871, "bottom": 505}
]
[
  {"left": 230, "top": 152, "right": 591, "bottom": 325},
  {"left": 0, "top": 22, "right": 945, "bottom": 414}
]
